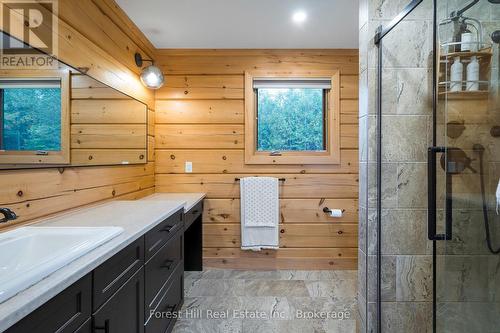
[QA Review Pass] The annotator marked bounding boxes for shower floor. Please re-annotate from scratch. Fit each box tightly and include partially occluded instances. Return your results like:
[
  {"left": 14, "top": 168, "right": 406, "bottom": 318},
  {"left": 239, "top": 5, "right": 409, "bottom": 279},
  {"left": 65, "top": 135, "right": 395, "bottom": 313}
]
[{"left": 171, "top": 269, "right": 357, "bottom": 333}]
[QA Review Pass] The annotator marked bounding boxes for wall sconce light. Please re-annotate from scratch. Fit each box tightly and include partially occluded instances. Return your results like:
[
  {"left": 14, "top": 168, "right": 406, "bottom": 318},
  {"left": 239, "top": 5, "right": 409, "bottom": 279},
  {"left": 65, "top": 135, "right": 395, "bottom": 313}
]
[{"left": 134, "top": 52, "right": 164, "bottom": 89}]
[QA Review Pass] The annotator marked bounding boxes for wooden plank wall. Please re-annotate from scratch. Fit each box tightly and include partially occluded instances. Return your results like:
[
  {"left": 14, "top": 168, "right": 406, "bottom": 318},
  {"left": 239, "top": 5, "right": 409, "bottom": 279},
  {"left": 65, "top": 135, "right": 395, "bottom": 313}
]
[
  {"left": 0, "top": 1, "right": 156, "bottom": 229},
  {"left": 154, "top": 49, "right": 359, "bottom": 270}
]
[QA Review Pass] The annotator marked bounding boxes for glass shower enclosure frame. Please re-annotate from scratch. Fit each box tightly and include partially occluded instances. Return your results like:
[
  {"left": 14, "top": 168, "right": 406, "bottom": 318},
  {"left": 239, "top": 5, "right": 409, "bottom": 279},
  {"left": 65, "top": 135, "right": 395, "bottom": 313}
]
[{"left": 371, "top": 0, "right": 499, "bottom": 332}]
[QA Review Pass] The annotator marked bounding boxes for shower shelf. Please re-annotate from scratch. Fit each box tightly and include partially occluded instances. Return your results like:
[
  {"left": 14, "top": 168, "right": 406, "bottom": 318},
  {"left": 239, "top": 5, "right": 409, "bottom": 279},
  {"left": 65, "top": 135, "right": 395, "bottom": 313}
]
[
  {"left": 439, "top": 48, "right": 493, "bottom": 61},
  {"left": 438, "top": 90, "right": 489, "bottom": 100},
  {"left": 438, "top": 43, "right": 492, "bottom": 101}
]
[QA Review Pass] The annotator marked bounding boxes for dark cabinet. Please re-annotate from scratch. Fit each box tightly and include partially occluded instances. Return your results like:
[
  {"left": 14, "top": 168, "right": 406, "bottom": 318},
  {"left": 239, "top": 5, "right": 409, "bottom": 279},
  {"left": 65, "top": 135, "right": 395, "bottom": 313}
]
[
  {"left": 93, "top": 268, "right": 145, "bottom": 333},
  {"left": 5, "top": 205, "right": 196, "bottom": 333},
  {"left": 145, "top": 266, "right": 184, "bottom": 333},
  {"left": 6, "top": 274, "right": 92, "bottom": 333},
  {"left": 145, "top": 210, "right": 183, "bottom": 261},
  {"left": 145, "top": 229, "right": 183, "bottom": 305},
  {"left": 93, "top": 237, "right": 144, "bottom": 311},
  {"left": 184, "top": 202, "right": 203, "bottom": 271}
]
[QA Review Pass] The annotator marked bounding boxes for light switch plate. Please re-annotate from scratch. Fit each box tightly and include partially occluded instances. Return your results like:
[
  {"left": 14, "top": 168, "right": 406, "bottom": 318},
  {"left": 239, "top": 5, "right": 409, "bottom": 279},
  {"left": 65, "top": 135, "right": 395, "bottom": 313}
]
[{"left": 185, "top": 161, "right": 193, "bottom": 173}]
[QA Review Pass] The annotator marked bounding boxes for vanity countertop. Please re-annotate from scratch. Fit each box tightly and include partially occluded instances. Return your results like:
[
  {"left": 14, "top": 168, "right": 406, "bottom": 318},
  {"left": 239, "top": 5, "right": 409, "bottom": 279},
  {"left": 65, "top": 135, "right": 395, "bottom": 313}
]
[
  {"left": 140, "top": 193, "right": 206, "bottom": 212},
  {"left": 0, "top": 199, "right": 185, "bottom": 332}
]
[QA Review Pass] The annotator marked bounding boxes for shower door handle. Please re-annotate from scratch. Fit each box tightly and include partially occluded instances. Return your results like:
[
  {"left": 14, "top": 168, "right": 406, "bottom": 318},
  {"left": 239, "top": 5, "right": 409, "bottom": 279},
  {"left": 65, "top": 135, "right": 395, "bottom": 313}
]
[{"left": 428, "top": 146, "right": 451, "bottom": 241}]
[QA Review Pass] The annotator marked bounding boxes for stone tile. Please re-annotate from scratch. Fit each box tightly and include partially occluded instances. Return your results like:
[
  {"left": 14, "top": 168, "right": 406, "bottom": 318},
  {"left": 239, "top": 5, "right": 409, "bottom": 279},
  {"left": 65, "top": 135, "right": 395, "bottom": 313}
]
[
  {"left": 180, "top": 297, "right": 244, "bottom": 319},
  {"left": 358, "top": 251, "right": 367, "bottom": 301},
  {"left": 488, "top": 256, "right": 500, "bottom": 302},
  {"left": 245, "top": 280, "right": 309, "bottom": 297},
  {"left": 359, "top": 67, "right": 369, "bottom": 116},
  {"left": 179, "top": 296, "right": 292, "bottom": 320},
  {"left": 359, "top": 117, "right": 368, "bottom": 163},
  {"left": 380, "top": 209, "right": 428, "bottom": 255},
  {"left": 367, "top": 117, "right": 377, "bottom": 163},
  {"left": 359, "top": 0, "right": 368, "bottom": 29},
  {"left": 381, "top": 302, "right": 432, "bottom": 333},
  {"left": 240, "top": 296, "right": 292, "bottom": 319},
  {"left": 185, "top": 270, "right": 226, "bottom": 280},
  {"left": 396, "top": 255, "right": 432, "bottom": 302},
  {"left": 368, "top": 255, "right": 396, "bottom": 302},
  {"left": 368, "top": 0, "right": 433, "bottom": 20},
  {"left": 332, "top": 270, "right": 358, "bottom": 281},
  {"left": 185, "top": 279, "right": 246, "bottom": 297},
  {"left": 287, "top": 296, "right": 357, "bottom": 314},
  {"left": 173, "top": 319, "right": 242, "bottom": 333},
  {"left": 436, "top": 255, "right": 490, "bottom": 302},
  {"left": 397, "top": 162, "right": 427, "bottom": 208},
  {"left": 359, "top": 25, "right": 369, "bottom": 74},
  {"left": 396, "top": 68, "right": 432, "bottom": 115},
  {"left": 359, "top": 206, "right": 367, "bottom": 252},
  {"left": 368, "top": 162, "right": 398, "bottom": 209},
  {"left": 242, "top": 319, "right": 356, "bottom": 333},
  {"left": 357, "top": 292, "right": 367, "bottom": 333},
  {"left": 436, "top": 301, "right": 500, "bottom": 333},
  {"left": 223, "top": 270, "right": 281, "bottom": 280},
  {"left": 305, "top": 279, "right": 357, "bottom": 298},
  {"left": 381, "top": 20, "right": 433, "bottom": 69},
  {"left": 435, "top": 210, "right": 494, "bottom": 255},
  {"left": 279, "top": 270, "right": 356, "bottom": 281},
  {"left": 367, "top": 302, "right": 378, "bottom": 333},
  {"left": 380, "top": 69, "right": 399, "bottom": 115},
  {"left": 381, "top": 115, "right": 429, "bottom": 162},
  {"left": 367, "top": 209, "right": 377, "bottom": 255}
]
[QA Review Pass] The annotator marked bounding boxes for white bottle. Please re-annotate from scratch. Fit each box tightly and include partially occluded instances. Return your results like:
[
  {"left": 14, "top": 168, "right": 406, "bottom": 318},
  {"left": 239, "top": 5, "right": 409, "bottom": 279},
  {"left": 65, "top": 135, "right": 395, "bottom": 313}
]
[
  {"left": 450, "top": 56, "right": 463, "bottom": 92},
  {"left": 461, "top": 32, "right": 475, "bottom": 52},
  {"left": 466, "top": 56, "right": 480, "bottom": 91}
]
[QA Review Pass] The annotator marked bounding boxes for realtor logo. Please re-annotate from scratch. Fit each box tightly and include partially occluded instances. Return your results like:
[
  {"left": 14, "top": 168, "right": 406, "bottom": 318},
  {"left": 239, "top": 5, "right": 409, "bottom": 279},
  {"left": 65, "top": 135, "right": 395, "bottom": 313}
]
[{"left": 0, "top": 0, "right": 58, "bottom": 69}]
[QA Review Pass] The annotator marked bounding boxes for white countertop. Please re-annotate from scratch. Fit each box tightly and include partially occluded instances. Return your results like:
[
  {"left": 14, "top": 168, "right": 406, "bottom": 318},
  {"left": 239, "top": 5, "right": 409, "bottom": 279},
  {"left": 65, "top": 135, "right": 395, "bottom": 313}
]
[
  {"left": 0, "top": 199, "right": 186, "bottom": 332},
  {"left": 139, "top": 193, "right": 206, "bottom": 212}
]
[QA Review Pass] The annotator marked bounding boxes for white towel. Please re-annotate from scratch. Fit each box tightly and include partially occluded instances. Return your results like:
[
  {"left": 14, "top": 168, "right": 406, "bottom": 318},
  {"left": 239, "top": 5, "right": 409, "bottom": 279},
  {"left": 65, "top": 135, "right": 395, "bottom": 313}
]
[
  {"left": 240, "top": 177, "right": 279, "bottom": 251},
  {"left": 240, "top": 177, "right": 279, "bottom": 227}
]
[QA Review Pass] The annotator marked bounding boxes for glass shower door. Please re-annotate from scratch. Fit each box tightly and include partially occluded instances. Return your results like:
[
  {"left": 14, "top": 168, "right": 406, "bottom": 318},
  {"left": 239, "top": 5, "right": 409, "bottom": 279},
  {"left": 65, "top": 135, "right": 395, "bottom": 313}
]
[{"left": 436, "top": 1, "right": 500, "bottom": 331}]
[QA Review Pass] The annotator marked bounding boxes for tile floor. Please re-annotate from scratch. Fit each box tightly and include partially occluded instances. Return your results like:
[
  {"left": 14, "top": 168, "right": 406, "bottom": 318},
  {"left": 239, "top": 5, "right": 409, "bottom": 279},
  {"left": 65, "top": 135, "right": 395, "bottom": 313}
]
[{"left": 172, "top": 269, "right": 357, "bottom": 333}]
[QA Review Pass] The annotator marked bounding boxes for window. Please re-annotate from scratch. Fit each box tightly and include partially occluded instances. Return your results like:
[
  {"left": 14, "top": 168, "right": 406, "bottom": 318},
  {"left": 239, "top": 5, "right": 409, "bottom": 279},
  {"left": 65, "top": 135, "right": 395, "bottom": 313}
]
[
  {"left": 245, "top": 71, "right": 340, "bottom": 164},
  {"left": 0, "top": 71, "right": 69, "bottom": 164}
]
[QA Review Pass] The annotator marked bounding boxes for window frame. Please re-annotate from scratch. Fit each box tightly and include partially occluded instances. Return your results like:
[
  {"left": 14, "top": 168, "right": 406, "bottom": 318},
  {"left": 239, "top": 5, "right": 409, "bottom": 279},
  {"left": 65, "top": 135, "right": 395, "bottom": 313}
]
[
  {"left": 244, "top": 70, "right": 340, "bottom": 165},
  {"left": 0, "top": 69, "right": 70, "bottom": 165}
]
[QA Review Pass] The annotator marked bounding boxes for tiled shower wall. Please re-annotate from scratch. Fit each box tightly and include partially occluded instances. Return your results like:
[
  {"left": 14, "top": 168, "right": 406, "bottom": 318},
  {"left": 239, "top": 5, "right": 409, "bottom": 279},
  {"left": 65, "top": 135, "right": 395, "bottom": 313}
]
[
  {"left": 358, "top": 0, "right": 435, "bottom": 332},
  {"left": 358, "top": 1, "right": 500, "bottom": 332},
  {"left": 434, "top": 1, "right": 500, "bottom": 332}
]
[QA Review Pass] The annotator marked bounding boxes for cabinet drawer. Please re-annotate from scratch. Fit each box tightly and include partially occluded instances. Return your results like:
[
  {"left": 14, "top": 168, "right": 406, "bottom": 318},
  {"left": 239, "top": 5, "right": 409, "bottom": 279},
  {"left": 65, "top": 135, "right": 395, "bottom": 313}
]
[
  {"left": 6, "top": 274, "right": 91, "bottom": 333},
  {"left": 93, "top": 268, "right": 145, "bottom": 333},
  {"left": 145, "top": 229, "right": 183, "bottom": 305},
  {"left": 145, "top": 266, "right": 183, "bottom": 333},
  {"left": 93, "top": 237, "right": 144, "bottom": 311},
  {"left": 184, "top": 201, "right": 203, "bottom": 230},
  {"left": 145, "top": 209, "right": 183, "bottom": 261}
]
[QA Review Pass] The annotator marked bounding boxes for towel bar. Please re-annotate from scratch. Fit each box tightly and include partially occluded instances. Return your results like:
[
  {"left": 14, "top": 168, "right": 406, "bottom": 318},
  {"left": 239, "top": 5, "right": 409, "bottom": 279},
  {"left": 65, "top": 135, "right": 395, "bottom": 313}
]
[{"left": 235, "top": 178, "right": 286, "bottom": 182}]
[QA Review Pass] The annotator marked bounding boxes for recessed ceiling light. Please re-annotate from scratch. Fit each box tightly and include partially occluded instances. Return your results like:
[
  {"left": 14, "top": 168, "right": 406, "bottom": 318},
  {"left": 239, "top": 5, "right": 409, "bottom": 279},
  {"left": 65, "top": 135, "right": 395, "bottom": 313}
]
[{"left": 292, "top": 11, "right": 307, "bottom": 24}]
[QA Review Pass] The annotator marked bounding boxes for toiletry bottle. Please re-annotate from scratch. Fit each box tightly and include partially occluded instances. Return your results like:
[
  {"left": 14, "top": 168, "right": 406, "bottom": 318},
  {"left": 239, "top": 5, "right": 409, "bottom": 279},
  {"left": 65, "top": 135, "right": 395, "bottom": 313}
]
[
  {"left": 450, "top": 56, "right": 463, "bottom": 92},
  {"left": 466, "top": 56, "right": 480, "bottom": 91},
  {"left": 461, "top": 26, "right": 473, "bottom": 52}
]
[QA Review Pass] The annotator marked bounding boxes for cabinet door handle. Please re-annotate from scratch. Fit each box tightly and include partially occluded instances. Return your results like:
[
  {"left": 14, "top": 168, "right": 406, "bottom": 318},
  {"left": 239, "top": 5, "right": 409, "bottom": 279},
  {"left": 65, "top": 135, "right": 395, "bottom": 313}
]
[
  {"left": 160, "top": 224, "right": 176, "bottom": 233},
  {"left": 94, "top": 320, "right": 110, "bottom": 333},
  {"left": 161, "top": 259, "right": 174, "bottom": 269},
  {"left": 163, "top": 304, "right": 177, "bottom": 312},
  {"left": 191, "top": 210, "right": 199, "bottom": 215}
]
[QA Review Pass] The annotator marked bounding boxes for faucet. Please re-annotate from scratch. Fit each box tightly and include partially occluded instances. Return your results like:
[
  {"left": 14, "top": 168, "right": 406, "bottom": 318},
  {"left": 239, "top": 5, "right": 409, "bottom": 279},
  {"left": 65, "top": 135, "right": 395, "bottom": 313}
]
[{"left": 0, "top": 208, "right": 17, "bottom": 223}]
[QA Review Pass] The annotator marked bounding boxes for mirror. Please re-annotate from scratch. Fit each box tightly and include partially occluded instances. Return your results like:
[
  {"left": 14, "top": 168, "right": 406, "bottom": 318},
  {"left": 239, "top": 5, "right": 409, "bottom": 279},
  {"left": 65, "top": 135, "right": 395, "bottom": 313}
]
[{"left": 0, "top": 60, "right": 148, "bottom": 169}]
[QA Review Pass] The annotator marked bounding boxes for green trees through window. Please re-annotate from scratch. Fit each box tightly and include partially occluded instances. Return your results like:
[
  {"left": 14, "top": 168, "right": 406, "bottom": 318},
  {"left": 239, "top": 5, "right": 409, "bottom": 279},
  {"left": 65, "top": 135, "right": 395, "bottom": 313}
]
[
  {"left": 257, "top": 88, "right": 325, "bottom": 151},
  {"left": 1, "top": 88, "right": 61, "bottom": 151}
]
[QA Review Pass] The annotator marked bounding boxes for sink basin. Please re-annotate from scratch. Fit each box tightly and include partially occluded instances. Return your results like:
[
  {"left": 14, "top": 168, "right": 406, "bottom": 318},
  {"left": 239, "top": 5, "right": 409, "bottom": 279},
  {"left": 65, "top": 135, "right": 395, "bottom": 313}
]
[{"left": 0, "top": 226, "right": 123, "bottom": 304}]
